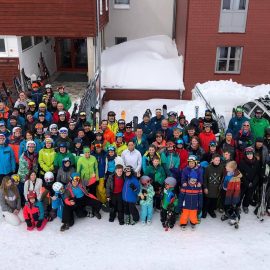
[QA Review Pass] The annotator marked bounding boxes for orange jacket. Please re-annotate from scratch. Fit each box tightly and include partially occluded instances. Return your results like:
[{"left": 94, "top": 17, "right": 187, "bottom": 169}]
[{"left": 103, "top": 128, "right": 115, "bottom": 144}]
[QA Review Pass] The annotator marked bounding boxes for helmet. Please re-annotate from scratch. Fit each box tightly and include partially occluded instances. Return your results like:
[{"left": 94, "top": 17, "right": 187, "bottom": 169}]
[
  {"left": 27, "top": 190, "right": 37, "bottom": 200},
  {"left": 168, "top": 111, "right": 178, "bottom": 117},
  {"left": 188, "top": 155, "right": 198, "bottom": 163},
  {"left": 164, "top": 177, "right": 177, "bottom": 188},
  {"left": 59, "top": 127, "right": 68, "bottom": 134},
  {"left": 235, "top": 106, "right": 244, "bottom": 113},
  {"left": 39, "top": 103, "right": 46, "bottom": 108},
  {"left": 26, "top": 140, "right": 36, "bottom": 148},
  {"left": 107, "top": 111, "right": 116, "bottom": 117},
  {"left": 28, "top": 101, "right": 36, "bottom": 107},
  {"left": 70, "top": 172, "right": 80, "bottom": 182},
  {"left": 74, "top": 137, "right": 83, "bottom": 144},
  {"left": 108, "top": 145, "right": 116, "bottom": 151},
  {"left": 118, "top": 119, "right": 125, "bottom": 125},
  {"left": 124, "top": 165, "right": 134, "bottom": 174},
  {"left": 166, "top": 141, "right": 175, "bottom": 148},
  {"left": 59, "top": 142, "right": 67, "bottom": 148},
  {"left": 45, "top": 84, "right": 52, "bottom": 89},
  {"left": 12, "top": 126, "right": 22, "bottom": 134},
  {"left": 11, "top": 174, "right": 20, "bottom": 184},
  {"left": 44, "top": 172, "right": 54, "bottom": 183},
  {"left": 49, "top": 124, "right": 58, "bottom": 132},
  {"left": 44, "top": 138, "right": 54, "bottom": 144},
  {"left": 18, "top": 103, "right": 26, "bottom": 109},
  {"left": 175, "top": 139, "right": 184, "bottom": 145},
  {"left": 209, "top": 140, "right": 217, "bottom": 147},
  {"left": 35, "top": 123, "right": 43, "bottom": 129},
  {"left": 58, "top": 111, "right": 66, "bottom": 116},
  {"left": 245, "top": 147, "right": 255, "bottom": 154},
  {"left": 140, "top": 175, "right": 151, "bottom": 185},
  {"left": 52, "top": 182, "right": 64, "bottom": 194},
  {"left": 116, "top": 132, "right": 124, "bottom": 138}
]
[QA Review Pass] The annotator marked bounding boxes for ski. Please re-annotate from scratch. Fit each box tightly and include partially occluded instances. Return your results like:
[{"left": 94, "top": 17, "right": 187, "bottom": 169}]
[
  {"left": 133, "top": 116, "right": 138, "bottom": 131},
  {"left": 121, "top": 110, "right": 126, "bottom": 120},
  {"left": 162, "top": 104, "right": 167, "bottom": 119},
  {"left": 145, "top": 109, "right": 152, "bottom": 118},
  {"left": 71, "top": 102, "right": 78, "bottom": 120},
  {"left": 195, "top": 106, "right": 199, "bottom": 119}
]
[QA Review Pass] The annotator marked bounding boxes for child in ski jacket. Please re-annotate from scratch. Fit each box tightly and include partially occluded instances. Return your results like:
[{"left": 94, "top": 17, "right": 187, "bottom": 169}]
[{"left": 139, "top": 175, "right": 155, "bottom": 225}]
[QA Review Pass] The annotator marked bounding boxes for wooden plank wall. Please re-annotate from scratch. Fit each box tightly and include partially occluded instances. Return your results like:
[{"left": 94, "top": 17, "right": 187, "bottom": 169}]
[
  {"left": 0, "top": 0, "right": 109, "bottom": 37},
  {"left": 0, "top": 57, "right": 19, "bottom": 88}
]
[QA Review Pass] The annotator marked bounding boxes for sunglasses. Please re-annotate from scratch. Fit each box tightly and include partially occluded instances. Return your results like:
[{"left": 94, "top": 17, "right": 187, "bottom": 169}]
[{"left": 243, "top": 124, "right": 250, "bottom": 127}]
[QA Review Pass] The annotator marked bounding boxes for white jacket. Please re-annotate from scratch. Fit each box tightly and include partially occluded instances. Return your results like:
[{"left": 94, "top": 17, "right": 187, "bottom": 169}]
[
  {"left": 23, "top": 178, "right": 43, "bottom": 201},
  {"left": 121, "top": 149, "right": 142, "bottom": 173}
]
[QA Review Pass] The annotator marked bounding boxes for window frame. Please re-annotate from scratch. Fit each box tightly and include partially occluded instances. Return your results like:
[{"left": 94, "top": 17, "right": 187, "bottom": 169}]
[
  {"left": 34, "top": 36, "right": 44, "bottom": 45},
  {"left": 0, "top": 36, "right": 7, "bottom": 55},
  {"left": 215, "top": 46, "right": 243, "bottom": 74},
  {"left": 221, "top": 0, "right": 248, "bottom": 12},
  {"left": 21, "top": 36, "right": 33, "bottom": 52},
  {"left": 115, "top": 37, "right": 127, "bottom": 45},
  {"left": 114, "top": 0, "right": 130, "bottom": 9}
]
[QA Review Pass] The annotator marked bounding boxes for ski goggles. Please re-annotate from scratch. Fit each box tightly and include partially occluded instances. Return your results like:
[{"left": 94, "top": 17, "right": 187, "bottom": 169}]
[
  {"left": 72, "top": 176, "right": 80, "bottom": 182},
  {"left": 108, "top": 146, "right": 115, "bottom": 151},
  {"left": 94, "top": 143, "right": 102, "bottom": 148},
  {"left": 209, "top": 142, "right": 217, "bottom": 147},
  {"left": 59, "top": 129, "right": 68, "bottom": 134}
]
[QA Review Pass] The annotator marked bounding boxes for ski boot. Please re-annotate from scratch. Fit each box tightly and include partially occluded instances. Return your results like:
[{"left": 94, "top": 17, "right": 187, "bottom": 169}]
[
  {"left": 180, "top": 224, "right": 187, "bottom": 231},
  {"left": 221, "top": 214, "right": 229, "bottom": 221},
  {"left": 129, "top": 216, "right": 137, "bottom": 225},
  {"left": 242, "top": 207, "right": 249, "bottom": 214},
  {"left": 60, "top": 223, "right": 70, "bottom": 232},
  {"left": 124, "top": 214, "right": 130, "bottom": 225}
]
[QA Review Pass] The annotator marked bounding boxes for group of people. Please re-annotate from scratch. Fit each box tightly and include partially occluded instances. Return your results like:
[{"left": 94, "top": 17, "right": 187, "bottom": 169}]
[{"left": 0, "top": 82, "right": 270, "bottom": 232}]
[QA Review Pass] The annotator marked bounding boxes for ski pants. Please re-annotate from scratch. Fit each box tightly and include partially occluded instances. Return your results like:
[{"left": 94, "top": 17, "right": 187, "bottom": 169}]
[
  {"left": 123, "top": 201, "right": 139, "bottom": 222},
  {"left": 109, "top": 193, "right": 124, "bottom": 223},
  {"left": 240, "top": 185, "right": 253, "bottom": 208},
  {"left": 179, "top": 209, "right": 198, "bottom": 225},
  {"left": 153, "top": 182, "right": 163, "bottom": 210},
  {"left": 203, "top": 197, "right": 218, "bottom": 214},
  {"left": 62, "top": 195, "right": 101, "bottom": 225},
  {"left": 140, "top": 204, "right": 153, "bottom": 222}
]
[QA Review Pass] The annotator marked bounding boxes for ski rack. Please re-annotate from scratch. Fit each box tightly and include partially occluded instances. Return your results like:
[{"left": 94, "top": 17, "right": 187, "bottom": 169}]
[
  {"left": 194, "top": 84, "right": 226, "bottom": 132},
  {"left": 256, "top": 95, "right": 270, "bottom": 111}
]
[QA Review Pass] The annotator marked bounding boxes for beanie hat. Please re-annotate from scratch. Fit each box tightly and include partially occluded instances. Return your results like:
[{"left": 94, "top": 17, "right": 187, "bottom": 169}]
[
  {"left": 225, "top": 129, "right": 233, "bottom": 136},
  {"left": 83, "top": 147, "right": 91, "bottom": 153}
]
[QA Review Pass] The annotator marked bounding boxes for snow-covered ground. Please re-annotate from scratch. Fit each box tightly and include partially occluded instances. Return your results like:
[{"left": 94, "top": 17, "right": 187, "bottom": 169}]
[
  {"left": 101, "top": 35, "right": 184, "bottom": 90},
  {"left": 1, "top": 209, "right": 269, "bottom": 270}
]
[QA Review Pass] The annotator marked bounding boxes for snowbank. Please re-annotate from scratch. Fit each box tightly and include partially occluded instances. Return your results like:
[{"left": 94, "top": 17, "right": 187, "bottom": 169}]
[{"left": 101, "top": 35, "right": 184, "bottom": 90}]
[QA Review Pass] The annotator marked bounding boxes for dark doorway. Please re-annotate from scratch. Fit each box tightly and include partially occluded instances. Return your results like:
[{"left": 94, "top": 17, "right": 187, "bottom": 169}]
[{"left": 56, "top": 38, "right": 88, "bottom": 71}]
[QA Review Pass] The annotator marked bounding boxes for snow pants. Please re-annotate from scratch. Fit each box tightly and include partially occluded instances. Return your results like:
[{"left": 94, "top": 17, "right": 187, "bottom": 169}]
[
  {"left": 203, "top": 197, "right": 218, "bottom": 214},
  {"left": 160, "top": 208, "right": 176, "bottom": 227},
  {"left": 109, "top": 193, "right": 124, "bottom": 223},
  {"left": 96, "top": 178, "right": 107, "bottom": 204},
  {"left": 240, "top": 185, "right": 253, "bottom": 208},
  {"left": 2, "top": 210, "right": 24, "bottom": 226},
  {"left": 179, "top": 209, "right": 198, "bottom": 225},
  {"left": 123, "top": 201, "right": 139, "bottom": 222},
  {"left": 62, "top": 195, "right": 101, "bottom": 225},
  {"left": 140, "top": 204, "right": 153, "bottom": 222}
]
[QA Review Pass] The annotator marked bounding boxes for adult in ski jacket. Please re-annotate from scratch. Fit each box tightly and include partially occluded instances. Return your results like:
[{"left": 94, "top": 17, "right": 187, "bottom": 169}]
[
  {"left": 54, "top": 87, "right": 72, "bottom": 111},
  {"left": 250, "top": 108, "right": 269, "bottom": 141}
]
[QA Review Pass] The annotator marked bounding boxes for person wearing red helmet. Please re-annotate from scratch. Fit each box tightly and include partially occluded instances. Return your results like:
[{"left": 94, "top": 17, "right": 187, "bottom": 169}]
[{"left": 23, "top": 190, "right": 47, "bottom": 231}]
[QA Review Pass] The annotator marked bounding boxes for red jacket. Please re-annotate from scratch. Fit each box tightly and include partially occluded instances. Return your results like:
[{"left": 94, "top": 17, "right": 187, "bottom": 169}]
[
  {"left": 52, "top": 110, "right": 70, "bottom": 123},
  {"left": 9, "top": 136, "right": 23, "bottom": 163},
  {"left": 23, "top": 201, "right": 44, "bottom": 221},
  {"left": 124, "top": 131, "right": 135, "bottom": 143},
  {"left": 176, "top": 148, "right": 189, "bottom": 170},
  {"left": 103, "top": 128, "right": 115, "bottom": 144},
  {"left": 199, "top": 131, "right": 216, "bottom": 153}
]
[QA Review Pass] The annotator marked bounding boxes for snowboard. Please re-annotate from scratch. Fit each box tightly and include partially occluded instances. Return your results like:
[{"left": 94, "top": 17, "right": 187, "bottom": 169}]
[
  {"left": 133, "top": 116, "right": 138, "bottom": 131},
  {"left": 162, "top": 104, "right": 167, "bottom": 119}
]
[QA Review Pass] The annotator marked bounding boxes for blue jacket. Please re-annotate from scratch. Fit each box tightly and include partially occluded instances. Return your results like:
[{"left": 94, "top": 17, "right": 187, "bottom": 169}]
[
  {"left": 228, "top": 116, "right": 249, "bottom": 138},
  {"left": 181, "top": 166, "right": 204, "bottom": 186},
  {"left": 19, "top": 139, "right": 42, "bottom": 157},
  {"left": 122, "top": 175, "right": 140, "bottom": 203},
  {"left": 179, "top": 185, "right": 203, "bottom": 211},
  {"left": 157, "top": 128, "right": 173, "bottom": 141},
  {"left": 33, "top": 110, "right": 52, "bottom": 123},
  {"left": 151, "top": 116, "right": 164, "bottom": 130},
  {"left": 132, "top": 135, "right": 149, "bottom": 156},
  {"left": 138, "top": 121, "right": 156, "bottom": 142},
  {"left": 92, "top": 151, "right": 106, "bottom": 178},
  {"left": 0, "top": 144, "right": 16, "bottom": 174},
  {"left": 52, "top": 193, "right": 64, "bottom": 219}
]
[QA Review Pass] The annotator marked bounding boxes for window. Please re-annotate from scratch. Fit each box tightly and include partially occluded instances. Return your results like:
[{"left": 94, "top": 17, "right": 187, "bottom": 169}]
[
  {"left": 115, "top": 37, "right": 127, "bottom": 45},
  {"left": 215, "top": 46, "right": 243, "bottom": 74},
  {"left": 34, "top": 36, "right": 43, "bottom": 45},
  {"left": 21, "top": 36, "right": 33, "bottom": 51},
  {"left": 219, "top": 0, "right": 249, "bottom": 33},
  {"left": 0, "top": 38, "right": 6, "bottom": 53},
  {"left": 114, "top": 0, "right": 130, "bottom": 9}
]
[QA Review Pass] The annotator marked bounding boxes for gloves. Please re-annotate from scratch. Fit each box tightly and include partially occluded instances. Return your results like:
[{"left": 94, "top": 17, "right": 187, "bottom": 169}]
[
  {"left": 36, "top": 220, "right": 43, "bottom": 228},
  {"left": 25, "top": 219, "right": 32, "bottom": 227},
  {"left": 129, "top": 183, "right": 137, "bottom": 192},
  {"left": 32, "top": 212, "right": 39, "bottom": 221}
]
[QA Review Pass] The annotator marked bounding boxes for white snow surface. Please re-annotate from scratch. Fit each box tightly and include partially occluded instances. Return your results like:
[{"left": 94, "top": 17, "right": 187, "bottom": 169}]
[
  {"left": 1, "top": 210, "right": 270, "bottom": 270},
  {"left": 102, "top": 80, "right": 270, "bottom": 127},
  {"left": 101, "top": 35, "right": 184, "bottom": 90}
]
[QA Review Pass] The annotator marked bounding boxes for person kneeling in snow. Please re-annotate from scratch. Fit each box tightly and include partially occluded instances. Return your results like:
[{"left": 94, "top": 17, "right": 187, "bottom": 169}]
[
  {"left": 60, "top": 173, "right": 102, "bottom": 232},
  {"left": 179, "top": 171, "right": 203, "bottom": 230},
  {"left": 23, "top": 191, "right": 47, "bottom": 231},
  {"left": 160, "top": 177, "right": 178, "bottom": 229},
  {"left": 51, "top": 182, "right": 65, "bottom": 220},
  {"left": 0, "top": 176, "right": 24, "bottom": 226}
]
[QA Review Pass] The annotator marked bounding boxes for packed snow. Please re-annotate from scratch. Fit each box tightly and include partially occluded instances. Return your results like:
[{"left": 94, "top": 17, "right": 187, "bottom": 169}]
[
  {"left": 1, "top": 209, "right": 270, "bottom": 270},
  {"left": 101, "top": 35, "right": 184, "bottom": 90}
]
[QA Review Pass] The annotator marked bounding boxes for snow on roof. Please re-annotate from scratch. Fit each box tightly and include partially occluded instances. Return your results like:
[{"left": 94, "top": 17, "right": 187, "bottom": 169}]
[{"left": 101, "top": 35, "right": 184, "bottom": 90}]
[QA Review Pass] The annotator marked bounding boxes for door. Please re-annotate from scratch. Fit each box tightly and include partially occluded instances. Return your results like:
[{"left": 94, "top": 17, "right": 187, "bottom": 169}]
[{"left": 56, "top": 38, "right": 88, "bottom": 71}]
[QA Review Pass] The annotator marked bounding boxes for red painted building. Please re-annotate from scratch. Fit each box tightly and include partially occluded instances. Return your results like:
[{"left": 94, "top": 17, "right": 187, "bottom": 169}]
[{"left": 175, "top": 0, "right": 270, "bottom": 99}]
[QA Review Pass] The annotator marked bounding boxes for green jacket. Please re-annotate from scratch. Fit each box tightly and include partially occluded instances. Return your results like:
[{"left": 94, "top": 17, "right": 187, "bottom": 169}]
[
  {"left": 160, "top": 151, "right": 180, "bottom": 176},
  {"left": 38, "top": 148, "right": 56, "bottom": 174},
  {"left": 77, "top": 156, "right": 99, "bottom": 184},
  {"left": 161, "top": 187, "right": 178, "bottom": 210},
  {"left": 54, "top": 151, "right": 75, "bottom": 169},
  {"left": 250, "top": 117, "right": 269, "bottom": 140},
  {"left": 144, "top": 164, "right": 166, "bottom": 185},
  {"left": 54, "top": 92, "right": 72, "bottom": 111},
  {"left": 114, "top": 143, "right": 128, "bottom": 156}
]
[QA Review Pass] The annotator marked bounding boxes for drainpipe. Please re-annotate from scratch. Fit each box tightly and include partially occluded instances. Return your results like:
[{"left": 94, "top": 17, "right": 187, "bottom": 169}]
[
  {"left": 96, "top": 0, "right": 102, "bottom": 118},
  {"left": 172, "top": 0, "right": 177, "bottom": 39}
]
